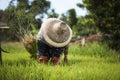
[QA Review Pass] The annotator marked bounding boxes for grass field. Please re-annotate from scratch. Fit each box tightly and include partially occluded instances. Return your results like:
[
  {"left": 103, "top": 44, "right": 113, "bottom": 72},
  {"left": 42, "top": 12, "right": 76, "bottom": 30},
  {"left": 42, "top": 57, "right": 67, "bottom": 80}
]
[{"left": 0, "top": 42, "right": 120, "bottom": 80}]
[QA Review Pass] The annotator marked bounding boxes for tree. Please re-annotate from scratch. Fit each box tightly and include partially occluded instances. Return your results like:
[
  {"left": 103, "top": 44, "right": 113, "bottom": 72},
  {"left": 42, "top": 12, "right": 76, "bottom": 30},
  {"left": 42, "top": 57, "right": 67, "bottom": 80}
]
[
  {"left": 67, "top": 9, "right": 77, "bottom": 29},
  {"left": 47, "top": 9, "right": 59, "bottom": 18},
  {"left": 29, "top": 0, "right": 50, "bottom": 17},
  {"left": 77, "top": 0, "right": 120, "bottom": 51},
  {"left": 60, "top": 13, "right": 68, "bottom": 23},
  {"left": 76, "top": 16, "right": 98, "bottom": 36},
  {"left": 0, "top": 10, "right": 4, "bottom": 21},
  {"left": 4, "top": 4, "right": 35, "bottom": 40},
  {"left": 3, "top": 0, "right": 50, "bottom": 40}
]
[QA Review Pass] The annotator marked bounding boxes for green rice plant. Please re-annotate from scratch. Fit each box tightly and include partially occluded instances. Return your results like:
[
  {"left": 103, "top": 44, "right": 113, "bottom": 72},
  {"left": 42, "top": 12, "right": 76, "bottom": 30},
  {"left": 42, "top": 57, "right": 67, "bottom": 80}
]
[
  {"left": 22, "top": 34, "right": 38, "bottom": 59},
  {"left": 69, "top": 41, "right": 117, "bottom": 57},
  {"left": 0, "top": 42, "right": 120, "bottom": 80}
]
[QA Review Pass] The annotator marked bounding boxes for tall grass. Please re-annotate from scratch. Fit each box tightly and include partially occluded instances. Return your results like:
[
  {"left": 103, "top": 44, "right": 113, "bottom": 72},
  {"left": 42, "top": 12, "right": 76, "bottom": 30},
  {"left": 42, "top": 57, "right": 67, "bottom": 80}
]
[
  {"left": 0, "top": 42, "right": 120, "bottom": 80},
  {"left": 70, "top": 42, "right": 118, "bottom": 57}
]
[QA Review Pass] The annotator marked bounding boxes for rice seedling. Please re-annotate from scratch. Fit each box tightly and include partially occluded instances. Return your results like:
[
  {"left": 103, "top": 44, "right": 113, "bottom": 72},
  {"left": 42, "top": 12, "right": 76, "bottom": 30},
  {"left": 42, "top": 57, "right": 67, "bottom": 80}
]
[{"left": 22, "top": 34, "right": 38, "bottom": 59}]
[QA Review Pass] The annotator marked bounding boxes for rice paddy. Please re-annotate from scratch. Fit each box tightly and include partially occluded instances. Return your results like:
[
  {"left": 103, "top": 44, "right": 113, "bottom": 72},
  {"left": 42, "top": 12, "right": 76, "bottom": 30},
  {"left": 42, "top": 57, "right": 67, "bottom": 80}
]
[{"left": 0, "top": 42, "right": 120, "bottom": 80}]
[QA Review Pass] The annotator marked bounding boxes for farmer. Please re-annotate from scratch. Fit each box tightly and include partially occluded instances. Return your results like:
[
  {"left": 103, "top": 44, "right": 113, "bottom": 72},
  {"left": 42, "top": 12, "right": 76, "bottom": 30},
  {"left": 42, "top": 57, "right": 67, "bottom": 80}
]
[{"left": 36, "top": 18, "right": 72, "bottom": 65}]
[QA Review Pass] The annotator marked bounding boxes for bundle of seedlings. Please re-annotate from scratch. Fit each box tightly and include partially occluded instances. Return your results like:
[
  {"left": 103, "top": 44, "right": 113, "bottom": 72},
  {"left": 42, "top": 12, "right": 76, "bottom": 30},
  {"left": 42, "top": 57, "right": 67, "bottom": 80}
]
[{"left": 22, "top": 34, "right": 38, "bottom": 59}]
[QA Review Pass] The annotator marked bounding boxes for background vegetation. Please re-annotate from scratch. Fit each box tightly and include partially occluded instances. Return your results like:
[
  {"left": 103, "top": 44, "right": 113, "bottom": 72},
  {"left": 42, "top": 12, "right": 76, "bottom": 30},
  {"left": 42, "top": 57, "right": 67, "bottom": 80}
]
[
  {"left": 0, "top": 0, "right": 120, "bottom": 51},
  {"left": 0, "top": 0, "right": 119, "bottom": 51}
]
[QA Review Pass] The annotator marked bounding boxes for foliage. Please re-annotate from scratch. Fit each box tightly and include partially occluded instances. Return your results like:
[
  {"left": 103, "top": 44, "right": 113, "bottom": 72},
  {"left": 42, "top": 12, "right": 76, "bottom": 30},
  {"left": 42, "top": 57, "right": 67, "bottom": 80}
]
[
  {"left": 3, "top": 0, "right": 50, "bottom": 40},
  {"left": 60, "top": 13, "right": 69, "bottom": 24},
  {"left": 0, "top": 42, "right": 120, "bottom": 80},
  {"left": 30, "top": 0, "right": 50, "bottom": 17},
  {"left": 0, "top": 10, "right": 4, "bottom": 21},
  {"left": 67, "top": 9, "right": 77, "bottom": 29},
  {"left": 47, "top": 9, "right": 59, "bottom": 18},
  {"left": 77, "top": 0, "right": 120, "bottom": 51},
  {"left": 76, "top": 16, "right": 99, "bottom": 36},
  {"left": 2, "top": 0, "right": 51, "bottom": 58}
]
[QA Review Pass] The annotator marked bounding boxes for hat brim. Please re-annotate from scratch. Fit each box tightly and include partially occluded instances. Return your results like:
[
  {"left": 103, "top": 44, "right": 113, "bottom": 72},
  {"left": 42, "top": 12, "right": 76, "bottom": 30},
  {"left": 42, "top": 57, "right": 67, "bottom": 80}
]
[{"left": 41, "top": 18, "right": 72, "bottom": 47}]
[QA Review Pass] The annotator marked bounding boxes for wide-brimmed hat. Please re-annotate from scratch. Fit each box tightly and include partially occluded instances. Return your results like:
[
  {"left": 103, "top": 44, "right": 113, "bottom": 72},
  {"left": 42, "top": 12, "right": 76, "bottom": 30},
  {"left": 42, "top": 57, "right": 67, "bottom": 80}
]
[{"left": 40, "top": 18, "right": 72, "bottom": 47}]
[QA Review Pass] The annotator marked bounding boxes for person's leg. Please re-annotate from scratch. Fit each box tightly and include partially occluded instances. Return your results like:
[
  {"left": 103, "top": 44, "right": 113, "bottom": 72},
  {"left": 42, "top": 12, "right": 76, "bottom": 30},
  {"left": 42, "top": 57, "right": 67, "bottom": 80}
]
[
  {"left": 63, "top": 45, "right": 68, "bottom": 62},
  {"left": 50, "top": 47, "right": 64, "bottom": 65},
  {"left": 37, "top": 41, "right": 50, "bottom": 64}
]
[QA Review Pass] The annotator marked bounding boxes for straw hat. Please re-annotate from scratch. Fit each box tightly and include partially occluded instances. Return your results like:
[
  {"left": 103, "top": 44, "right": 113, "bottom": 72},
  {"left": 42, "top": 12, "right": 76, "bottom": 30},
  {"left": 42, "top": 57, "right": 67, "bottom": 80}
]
[{"left": 40, "top": 18, "right": 72, "bottom": 47}]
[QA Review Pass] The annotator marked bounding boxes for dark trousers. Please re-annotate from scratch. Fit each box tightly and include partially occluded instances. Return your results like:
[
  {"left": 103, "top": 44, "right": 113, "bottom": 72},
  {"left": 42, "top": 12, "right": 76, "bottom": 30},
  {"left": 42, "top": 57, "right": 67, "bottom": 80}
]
[{"left": 37, "top": 41, "right": 65, "bottom": 59}]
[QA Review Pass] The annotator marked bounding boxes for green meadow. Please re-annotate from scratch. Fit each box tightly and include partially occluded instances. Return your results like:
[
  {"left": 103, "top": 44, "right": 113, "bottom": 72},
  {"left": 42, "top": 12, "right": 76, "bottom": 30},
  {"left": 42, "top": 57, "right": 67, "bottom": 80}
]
[{"left": 0, "top": 42, "right": 120, "bottom": 80}]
